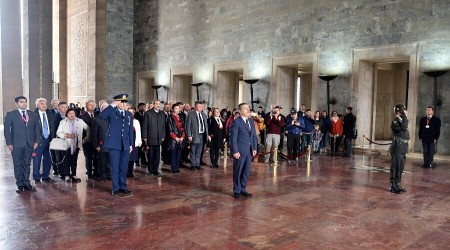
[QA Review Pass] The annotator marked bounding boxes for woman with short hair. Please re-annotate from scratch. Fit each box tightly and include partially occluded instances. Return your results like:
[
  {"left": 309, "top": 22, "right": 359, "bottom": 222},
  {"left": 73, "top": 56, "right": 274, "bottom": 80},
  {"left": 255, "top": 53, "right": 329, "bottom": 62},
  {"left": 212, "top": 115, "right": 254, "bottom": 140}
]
[{"left": 56, "top": 108, "right": 89, "bottom": 182}]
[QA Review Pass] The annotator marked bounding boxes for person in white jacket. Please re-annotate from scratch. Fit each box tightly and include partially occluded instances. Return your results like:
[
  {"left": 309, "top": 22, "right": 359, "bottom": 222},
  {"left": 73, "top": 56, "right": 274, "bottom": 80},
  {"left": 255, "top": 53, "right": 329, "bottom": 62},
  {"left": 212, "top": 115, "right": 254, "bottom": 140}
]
[
  {"left": 127, "top": 107, "right": 142, "bottom": 177},
  {"left": 56, "top": 108, "right": 90, "bottom": 182}
]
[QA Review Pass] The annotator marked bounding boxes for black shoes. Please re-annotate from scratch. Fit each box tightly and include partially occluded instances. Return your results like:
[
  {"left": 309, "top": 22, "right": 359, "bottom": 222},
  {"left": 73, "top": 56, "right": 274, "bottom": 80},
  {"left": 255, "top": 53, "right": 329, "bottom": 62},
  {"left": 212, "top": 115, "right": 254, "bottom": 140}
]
[
  {"left": 171, "top": 170, "right": 181, "bottom": 173},
  {"left": 119, "top": 189, "right": 132, "bottom": 194},
  {"left": 210, "top": 165, "right": 220, "bottom": 168},
  {"left": 150, "top": 172, "right": 162, "bottom": 177},
  {"left": 112, "top": 189, "right": 132, "bottom": 195},
  {"left": 234, "top": 191, "right": 253, "bottom": 199},
  {"left": 52, "top": 171, "right": 58, "bottom": 176},
  {"left": 34, "top": 179, "right": 41, "bottom": 183},
  {"left": 389, "top": 183, "right": 402, "bottom": 194},
  {"left": 240, "top": 191, "right": 253, "bottom": 197},
  {"left": 421, "top": 164, "right": 434, "bottom": 168},
  {"left": 191, "top": 166, "right": 202, "bottom": 170},
  {"left": 200, "top": 161, "right": 207, "bottom": 166},
  {"left": 16, "top": 187, "right": 25, "bottom": 193},
  {"left": 24, "top": 185, "right": 37, "bottom": 192},
  {"left": 42, "top": 178, "right": 55, "bottom": 183}
]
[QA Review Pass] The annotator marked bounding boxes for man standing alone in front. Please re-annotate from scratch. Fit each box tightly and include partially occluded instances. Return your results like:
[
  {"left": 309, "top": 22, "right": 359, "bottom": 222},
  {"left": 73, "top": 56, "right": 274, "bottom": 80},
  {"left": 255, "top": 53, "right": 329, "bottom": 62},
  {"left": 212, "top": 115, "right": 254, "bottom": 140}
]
[
  {"left": 230, "top": 103, "right": 258, "bottom": 199},
  {"left": 142, "top": 99, "right": 166, "bottom": 176},
  {"left": 418, "top": 106, "right": 441, "bottom": 168}
]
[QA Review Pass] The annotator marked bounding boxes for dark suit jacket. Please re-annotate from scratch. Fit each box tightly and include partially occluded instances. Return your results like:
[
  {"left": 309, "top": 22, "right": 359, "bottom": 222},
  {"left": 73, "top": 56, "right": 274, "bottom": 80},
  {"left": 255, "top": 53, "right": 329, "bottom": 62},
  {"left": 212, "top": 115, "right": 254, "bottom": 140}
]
[
  {"left": 134, "top": 111, "right": 145, "bottom": 127},
  {"left": 4, "top": 110, "right": 40, "bottom": 148},
  {"left": 343, "top": 113, "right": 356, "bottom": 137},
  {"left": 99, "top": 105, "right": 134, "bottom": 151},
  {"left": 80, "top": 111, "right": 98, "bottom": 139},
  {"left": 230, "top": 116, "right": 258, "bottom": 157},
  {"left": 91, "top": 117, "right": 109, "bottom": 153},
  {"left": 34, "top": 109, "right": 57, "bottom": 144},
  {"left": 142, "top": 109, "right": 166, "bottom": 146},
  {"left": 208, "top": 117, "right": 226, "bottom": 148},
  {"left": 418, "top": 116, "right": 441, "bottom": 143}
]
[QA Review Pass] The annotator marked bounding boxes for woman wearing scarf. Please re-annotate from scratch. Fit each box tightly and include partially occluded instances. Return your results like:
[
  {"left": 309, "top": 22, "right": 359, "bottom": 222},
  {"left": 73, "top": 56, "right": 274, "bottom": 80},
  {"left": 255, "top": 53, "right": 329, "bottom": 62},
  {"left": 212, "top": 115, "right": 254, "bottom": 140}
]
[
  {"left": 56, "top": 108, "right": 90, "bottom": 182},
  {"left": 208, "top": 108, "right": 226, "bottom": 168},
  {"left": 167, "top": 103, "right": 185, "bottom": 173}
]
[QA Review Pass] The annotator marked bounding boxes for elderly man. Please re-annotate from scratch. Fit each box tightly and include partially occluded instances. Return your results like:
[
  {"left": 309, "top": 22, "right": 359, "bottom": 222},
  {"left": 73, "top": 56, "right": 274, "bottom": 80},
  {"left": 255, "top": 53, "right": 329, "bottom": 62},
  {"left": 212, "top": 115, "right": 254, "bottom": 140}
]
[
  {"left": 186, "top": 101, "right": 210, "bottom": 170},
  {"left": 32, "top": 98, "right": 57, "bottom": 183},
  {"left": 142, "top": 99, "right": 166, "bottom": 176}
]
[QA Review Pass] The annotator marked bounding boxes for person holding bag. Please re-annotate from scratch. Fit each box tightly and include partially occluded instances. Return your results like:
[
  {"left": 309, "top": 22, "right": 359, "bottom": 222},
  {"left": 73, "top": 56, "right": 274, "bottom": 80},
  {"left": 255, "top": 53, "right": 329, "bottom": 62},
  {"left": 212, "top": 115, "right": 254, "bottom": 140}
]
[{"left": 56, "top": 108, "right": 90, "bottom": 182}]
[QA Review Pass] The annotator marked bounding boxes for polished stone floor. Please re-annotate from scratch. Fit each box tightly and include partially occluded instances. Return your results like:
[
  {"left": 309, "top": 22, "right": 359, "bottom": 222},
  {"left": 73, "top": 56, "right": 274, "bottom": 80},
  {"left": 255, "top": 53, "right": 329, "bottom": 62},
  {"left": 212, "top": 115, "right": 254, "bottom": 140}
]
[{"left": 1, "top": 137, "right": 450, "bottom": 249}]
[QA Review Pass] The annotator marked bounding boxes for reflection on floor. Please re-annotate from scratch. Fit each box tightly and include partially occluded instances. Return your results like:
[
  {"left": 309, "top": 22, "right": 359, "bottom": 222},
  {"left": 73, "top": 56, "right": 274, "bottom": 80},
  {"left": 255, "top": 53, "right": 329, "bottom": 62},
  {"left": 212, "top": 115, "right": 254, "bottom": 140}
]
[{"left": 1, "top": 139, "right": 449, "bottom": 249}]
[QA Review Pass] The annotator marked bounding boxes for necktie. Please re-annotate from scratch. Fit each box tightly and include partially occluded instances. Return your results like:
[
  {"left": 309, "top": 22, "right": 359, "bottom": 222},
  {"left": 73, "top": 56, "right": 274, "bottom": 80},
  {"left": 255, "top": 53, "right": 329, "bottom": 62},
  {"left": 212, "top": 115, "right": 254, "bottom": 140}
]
[
  {"left": 90, "top": 113, "right": 94, "bottom": 119},
  {"left": 121, "top": 111, "right": 124, "bottom": 117},
  {"left": 198, "top": 113, "right": 204, "bottom": 133},
  {"left": 42, "top": 113, "right": 49, "bottom": 138},
  {"left": 22, "top": 111, "right": 26, "bottom": 121},
  {"left": 246, "top": 119, "right": 251, "bottom": 130}
]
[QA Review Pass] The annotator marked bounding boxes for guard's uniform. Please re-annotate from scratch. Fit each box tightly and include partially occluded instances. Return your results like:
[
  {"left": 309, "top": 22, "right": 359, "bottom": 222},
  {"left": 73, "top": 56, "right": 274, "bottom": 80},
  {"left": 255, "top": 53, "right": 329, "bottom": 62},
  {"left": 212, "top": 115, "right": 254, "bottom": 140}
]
[
  {"left": 99, "top": 94, "right": 134, "bottom": 193},
  {"left": 389, "top": 105, "right": 409, "bottom": 193}
]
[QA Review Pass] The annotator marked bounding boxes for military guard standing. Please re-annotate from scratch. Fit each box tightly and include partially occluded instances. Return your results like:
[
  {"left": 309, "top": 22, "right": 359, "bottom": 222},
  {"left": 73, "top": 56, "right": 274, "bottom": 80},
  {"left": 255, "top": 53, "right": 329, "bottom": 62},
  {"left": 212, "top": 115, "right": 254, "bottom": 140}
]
[
  {"left": 99, "top": 94, "right": 134, "bottom": 195},
  {"left": 389, "top": 104, "right": 409, "bottom": 194}
]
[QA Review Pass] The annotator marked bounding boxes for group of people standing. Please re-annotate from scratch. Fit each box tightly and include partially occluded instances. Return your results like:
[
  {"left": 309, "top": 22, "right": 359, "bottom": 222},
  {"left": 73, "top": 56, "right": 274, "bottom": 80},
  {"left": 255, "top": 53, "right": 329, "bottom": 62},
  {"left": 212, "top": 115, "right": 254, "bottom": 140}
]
[
  {"left": 254, "top": 104, "right": 356, "bottom": 164},
  {"left": 2, "top": 93, "right": 442, "bottom": 197}
]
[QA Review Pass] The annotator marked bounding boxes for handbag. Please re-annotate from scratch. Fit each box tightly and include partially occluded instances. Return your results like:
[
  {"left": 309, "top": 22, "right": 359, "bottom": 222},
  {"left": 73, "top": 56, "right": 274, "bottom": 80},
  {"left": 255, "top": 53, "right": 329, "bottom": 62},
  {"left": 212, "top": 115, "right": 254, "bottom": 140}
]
[
  {"left": 353, "top": 128, "right": 358, "bottom": 139},
  {"left": 49, "top": 138, "right": 70, "bottom": 151}
]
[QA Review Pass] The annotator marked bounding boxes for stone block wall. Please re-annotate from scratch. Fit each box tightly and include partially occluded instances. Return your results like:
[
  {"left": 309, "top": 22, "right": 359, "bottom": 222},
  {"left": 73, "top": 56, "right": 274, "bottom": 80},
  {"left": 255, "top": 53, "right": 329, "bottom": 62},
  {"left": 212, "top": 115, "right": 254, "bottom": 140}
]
[{"left": 105, "top": 0, "right": 134, "bottom": 103}]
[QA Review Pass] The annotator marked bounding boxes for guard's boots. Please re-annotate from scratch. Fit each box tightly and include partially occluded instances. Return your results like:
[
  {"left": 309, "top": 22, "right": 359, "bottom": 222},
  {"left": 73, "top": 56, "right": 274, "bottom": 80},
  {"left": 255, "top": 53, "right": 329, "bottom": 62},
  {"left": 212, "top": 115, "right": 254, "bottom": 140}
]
[
  {"left": 389, "top": 183, "right": 402, "bottom": 194},
  {"left": 397, "top": 183, "right": 407, "bottom": 192}
]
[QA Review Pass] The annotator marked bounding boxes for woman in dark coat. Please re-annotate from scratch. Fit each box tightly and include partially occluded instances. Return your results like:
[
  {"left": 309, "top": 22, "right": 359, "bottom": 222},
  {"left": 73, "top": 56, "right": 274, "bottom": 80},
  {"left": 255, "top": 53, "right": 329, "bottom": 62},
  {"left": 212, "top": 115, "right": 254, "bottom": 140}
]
[
  {"left": 167, "top": 103, "right": 185, "bottom": 173},
  {"left": 208, "top": 108, "right": 226, "bottom": 168}
]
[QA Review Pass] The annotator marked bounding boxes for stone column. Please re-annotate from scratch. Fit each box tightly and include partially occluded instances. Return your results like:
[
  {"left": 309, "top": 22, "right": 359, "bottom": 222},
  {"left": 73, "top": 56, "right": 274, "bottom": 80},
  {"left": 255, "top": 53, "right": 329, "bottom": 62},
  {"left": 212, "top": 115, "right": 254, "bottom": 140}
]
[
  {"left": 22, "top": 0, "right": 53, "bottom": 105},
  {"left": 52, "top": 0, "right": 67, "bottom": 101},
  {"left": 0, "top": 0, "right": 23, "bottom": 121}
]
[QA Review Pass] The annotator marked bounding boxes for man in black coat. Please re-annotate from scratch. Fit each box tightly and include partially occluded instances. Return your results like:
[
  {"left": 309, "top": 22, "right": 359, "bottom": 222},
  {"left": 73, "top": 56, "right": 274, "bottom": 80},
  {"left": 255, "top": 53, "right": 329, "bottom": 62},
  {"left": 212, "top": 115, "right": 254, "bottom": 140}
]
[
  {"left": 343, "top": 106, "right": 356, "bottom": 157},
  {"left": 418, "top": 106, "right": 441, "bottom": 168},
  {"left": 4, "top": 96, "right": 40, "bottom": 193},
  {"left": 92, "top": 102, "right": 111, "bottom": 180},
  {"left": 134, "top": 102, "right": 147, "bottom": 166},
  {"left": 80, "top": 100, "right": 99, "bottom": 178},
  {"left": 32, "top": 98, "right": 57, "bottom": 183},
  {"left": 142, "top": 99, "right": 166, "bottom": 176}
]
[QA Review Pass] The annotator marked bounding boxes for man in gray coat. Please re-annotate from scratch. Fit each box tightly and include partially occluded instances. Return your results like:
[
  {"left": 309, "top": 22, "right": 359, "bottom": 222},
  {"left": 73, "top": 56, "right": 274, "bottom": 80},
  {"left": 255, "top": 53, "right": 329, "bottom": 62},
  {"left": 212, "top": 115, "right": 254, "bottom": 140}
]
[
  {"left": 185, "top": 101, "right": 210, "bottom": 170},
  {"left": 4, "top": 96, "right": 40, "bottom": 193},
  {"left": 142, "top": 99, "right": 166, "bottom": 176}
]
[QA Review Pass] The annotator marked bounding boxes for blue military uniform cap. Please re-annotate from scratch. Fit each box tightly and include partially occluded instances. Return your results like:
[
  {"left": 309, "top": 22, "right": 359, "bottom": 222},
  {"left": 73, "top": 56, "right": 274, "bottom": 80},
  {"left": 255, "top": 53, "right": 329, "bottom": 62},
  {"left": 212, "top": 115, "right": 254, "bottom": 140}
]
[{"left": 113, "top": 94, "right": 129, "bottom": 102}]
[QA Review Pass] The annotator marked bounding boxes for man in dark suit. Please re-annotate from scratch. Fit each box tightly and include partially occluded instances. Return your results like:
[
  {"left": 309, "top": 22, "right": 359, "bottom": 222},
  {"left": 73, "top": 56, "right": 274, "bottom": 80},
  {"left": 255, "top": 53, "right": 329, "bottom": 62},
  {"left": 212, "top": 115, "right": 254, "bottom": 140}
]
[
  {"left": 99, "top": 94, "right": 134, "bottom": 195},
  {"left": 32, "top": 98, "right": 56, "bottom": 183},
  {"left": 185, "top": 101, "right": 210, "bottom": 170},
  {"left": 418, "top": 106, "right": 441, "bottom": 168},
  {"left": 179, "top": 103, "right": 190, "bottom": 163},
  {"left": 142, "top": 99, "right": 166, "bottom": 176},
  {"left": 92, "top": 102, "right": 111, "bottom": 180},
  {"left": 230, "top": 103, "right": 258, "bottom": 199},
  {"left": 80, "top": 100, "right": 99, "bottom": 178},
  {"left": 343, "top": 106, "right": 356, "bottom": 157},
  {"left": 4, "top": 96, "right": 40, "bottom": 193},
  {"left": 134, "top": 102, "right": 147, "bottom": 166}
]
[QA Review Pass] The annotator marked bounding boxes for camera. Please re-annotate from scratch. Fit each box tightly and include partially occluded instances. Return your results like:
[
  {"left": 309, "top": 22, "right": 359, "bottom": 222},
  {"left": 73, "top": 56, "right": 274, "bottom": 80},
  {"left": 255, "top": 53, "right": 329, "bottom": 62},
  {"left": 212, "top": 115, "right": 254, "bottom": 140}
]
[
  {"left": 272, "top": 111, "right": 277, "bottom": 115},
  {"left": 394, "top": 104, "right": 406, "bottom": 114}
]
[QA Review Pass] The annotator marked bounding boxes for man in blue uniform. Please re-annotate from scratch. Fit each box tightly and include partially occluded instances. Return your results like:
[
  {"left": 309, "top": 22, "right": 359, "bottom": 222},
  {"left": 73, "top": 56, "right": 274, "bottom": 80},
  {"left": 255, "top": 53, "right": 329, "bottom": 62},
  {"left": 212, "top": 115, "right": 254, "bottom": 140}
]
[{"left": 99, "top": 94, "right": 134, "bottom": 195}]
